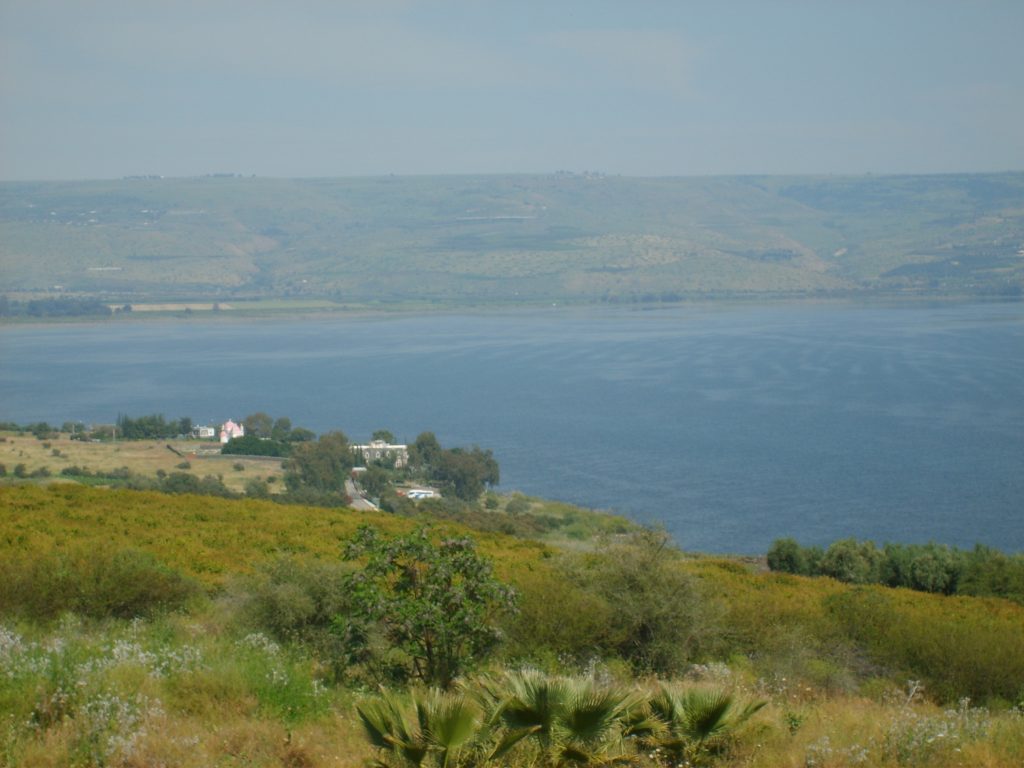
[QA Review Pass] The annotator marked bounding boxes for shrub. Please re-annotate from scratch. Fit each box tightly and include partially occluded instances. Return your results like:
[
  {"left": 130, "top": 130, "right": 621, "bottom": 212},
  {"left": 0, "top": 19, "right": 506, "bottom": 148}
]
[
  {"left": 550, "top": 530, "right": 710, "bottom": 675},
  {"left": 159, "top": 472, "right": 234, "bottom": 498},
  {"left": 824, "top": 588, "right": 1024, "bottom": 703},
  {"left": 244, "top": 478, "right": 270, "bottom": 498},
  {"left": 0, "top": 548, "right": 199, "bottom": 620},
  {"left": 235, "top": 556, "right": 352, "bottom": 643}
]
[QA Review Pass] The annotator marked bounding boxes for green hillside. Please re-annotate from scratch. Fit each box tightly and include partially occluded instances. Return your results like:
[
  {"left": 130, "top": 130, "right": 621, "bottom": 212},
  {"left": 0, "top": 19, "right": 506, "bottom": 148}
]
[
  {"left": 2, "top": 173, "right": 1023, "bottom": 307},
  {"left": 2, "top": 484, "right": 1024, "bottom": 767}
]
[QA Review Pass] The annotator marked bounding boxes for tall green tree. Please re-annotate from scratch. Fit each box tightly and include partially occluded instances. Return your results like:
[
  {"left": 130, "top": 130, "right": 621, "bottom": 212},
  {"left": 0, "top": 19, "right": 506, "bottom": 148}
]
[
  {"left": 433, "top": 447, "right": 499, "bottom": 501},
  {"left": 284, "top": 430, "right": 354, "bottom": 492},
  {"left": 271, "top": 416, "right": 292, "bottom": 441},
  {"left": 409, "top": 432, "right": 442, "bottom": 470},
  {"left": 243, "top": 411, "right": 274, "bottom": 439},
  {"left": 340, "top": 526, "right": 517, "bottom": 688}
]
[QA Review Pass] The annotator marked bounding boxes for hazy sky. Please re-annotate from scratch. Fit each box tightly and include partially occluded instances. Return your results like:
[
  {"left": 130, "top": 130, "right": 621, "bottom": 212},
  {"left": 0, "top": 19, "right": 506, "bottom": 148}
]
[{"left": 2, "top": 0, "right": 1022, "bottom": 180}]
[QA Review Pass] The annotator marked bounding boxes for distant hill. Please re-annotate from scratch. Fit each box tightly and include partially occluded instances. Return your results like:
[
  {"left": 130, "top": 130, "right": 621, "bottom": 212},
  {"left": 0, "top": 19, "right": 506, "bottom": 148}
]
[{"left": 1, "top": 173, "right": 1022, "bottom": 306}]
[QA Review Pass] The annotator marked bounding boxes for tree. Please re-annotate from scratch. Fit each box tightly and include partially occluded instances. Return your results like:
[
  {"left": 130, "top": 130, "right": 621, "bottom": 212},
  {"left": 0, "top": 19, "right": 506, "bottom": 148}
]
[
  {"left": 766, "top": 538, "right": 809, "bottom": 575},
  {"left": 819, "top": 538, "right": 883, "bottom": 584},
  {"left": 409, "top": 431, "right": 442, "bottom": 470},
  {"left": 373, "top": 428, "right": 396, "bottom": 444},
  {"left": 340, "top": 526, "right": 517, "bottom": 688},
  {"left": 243, "top": 412, "right": 274, "bottom": 439},
  {"left": 287, "top": 426, "right": 316, "bottom": 443},
  {"left": 271, "top": 416, "right": 292, "bottom": 441},
  {"left": 359, "top": 465, "right": 391, "bottom": 498},
  {"left": 433, "top": 447, "right": 499, "bottom": 501},
  {"left": 284, "top": 430, "right": 353, "bottom": 492}
]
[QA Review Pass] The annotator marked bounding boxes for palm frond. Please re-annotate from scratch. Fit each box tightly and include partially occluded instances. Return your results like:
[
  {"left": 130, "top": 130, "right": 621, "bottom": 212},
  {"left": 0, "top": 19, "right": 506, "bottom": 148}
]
[{"left": 680, "top": 689, "right": 734, "bottom": 742}]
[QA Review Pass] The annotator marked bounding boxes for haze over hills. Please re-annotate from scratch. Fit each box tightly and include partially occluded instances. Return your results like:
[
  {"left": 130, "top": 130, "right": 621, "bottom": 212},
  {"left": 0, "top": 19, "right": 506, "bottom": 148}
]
[{"left": 1, "top": 172, "right": 1022, "bottom": 307}]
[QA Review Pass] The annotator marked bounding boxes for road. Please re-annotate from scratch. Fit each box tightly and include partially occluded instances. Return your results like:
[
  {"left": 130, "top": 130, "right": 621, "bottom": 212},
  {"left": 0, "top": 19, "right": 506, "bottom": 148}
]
[{"left": 345, "top": 478, "right": 378, "bottom": 510}]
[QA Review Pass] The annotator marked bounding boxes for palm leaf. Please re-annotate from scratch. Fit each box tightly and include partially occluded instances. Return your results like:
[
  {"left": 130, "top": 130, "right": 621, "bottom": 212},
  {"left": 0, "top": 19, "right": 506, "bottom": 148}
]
[
  {"left": 423, "top": 692, "right": 479, "bottom": 755},
  {"left": 487, "top": 725, "right": 541, "bottom": 760},
  {"left": 680, "top": 689, "right": 734, "bottom": 742}
]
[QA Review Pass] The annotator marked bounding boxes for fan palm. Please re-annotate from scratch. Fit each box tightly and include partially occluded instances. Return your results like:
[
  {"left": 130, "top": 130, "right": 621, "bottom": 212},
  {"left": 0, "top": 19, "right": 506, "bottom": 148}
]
[
  {"left": 641, "top": 685, "right": 765, "bottom": 765},
  {"left": 482, "top": 669, "right": 642, "bottom": 766},
  {"left": 357, "top": 688, "right": 481, "bottom": 768}
]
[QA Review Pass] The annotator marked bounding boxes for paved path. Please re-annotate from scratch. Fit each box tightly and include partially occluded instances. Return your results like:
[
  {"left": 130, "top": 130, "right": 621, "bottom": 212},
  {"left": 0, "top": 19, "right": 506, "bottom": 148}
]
[{"left": 345, "top": 478, "right": 378, "bottom": 510}]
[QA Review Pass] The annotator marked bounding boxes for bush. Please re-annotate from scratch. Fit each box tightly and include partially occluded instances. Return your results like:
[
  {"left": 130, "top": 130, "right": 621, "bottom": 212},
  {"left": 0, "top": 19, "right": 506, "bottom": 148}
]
[
  {"left": 547, "top": 530, "right": 710, "bottom": 675},
  {"left": 0, "top": 547, "right": 199, "bottom": 620},
  {"left": 221, "top": 435, "right": 292, "bottom": 457},
  {"left": 244, "top": 478, "right": 270, "bottom": 498},
  {"left": 159, "top": 472, "right": 234, "bottom": 498},
  {"left": 825, "top": 588, "right": 1024, "bottom": 703},
  {"left": 231, "top": 556, "right": 364, "bottom": 684},
  {"left": 505, "top": 494, "right": 531, "bottom": 515},
  {"left": 233, "top": 556, "right": 352, "bottom": 647}
]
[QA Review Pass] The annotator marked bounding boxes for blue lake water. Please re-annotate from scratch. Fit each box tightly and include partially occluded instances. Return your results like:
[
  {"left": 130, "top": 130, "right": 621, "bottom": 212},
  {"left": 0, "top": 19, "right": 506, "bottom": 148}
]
[{"left": 1, "top": 302, "right": 1022, "bottom": 554}]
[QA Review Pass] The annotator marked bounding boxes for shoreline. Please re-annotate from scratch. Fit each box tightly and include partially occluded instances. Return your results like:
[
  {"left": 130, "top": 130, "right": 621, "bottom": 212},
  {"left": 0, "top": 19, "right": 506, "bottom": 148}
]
[{"left": 2, "top": 291, "right": 1020, "bottom": 330}]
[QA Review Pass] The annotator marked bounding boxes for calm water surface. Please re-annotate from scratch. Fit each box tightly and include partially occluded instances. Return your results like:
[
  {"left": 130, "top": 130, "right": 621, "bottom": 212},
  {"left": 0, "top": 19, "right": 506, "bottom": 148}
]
[{"left": 2, "top": 302, "right": 1021, "bottom": 553}]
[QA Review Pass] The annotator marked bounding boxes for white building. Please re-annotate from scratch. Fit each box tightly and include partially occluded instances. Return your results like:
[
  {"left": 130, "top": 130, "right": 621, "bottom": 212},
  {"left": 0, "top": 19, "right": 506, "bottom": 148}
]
[{"left": 353, "top": 439, "right": 409, "bottom": 468}]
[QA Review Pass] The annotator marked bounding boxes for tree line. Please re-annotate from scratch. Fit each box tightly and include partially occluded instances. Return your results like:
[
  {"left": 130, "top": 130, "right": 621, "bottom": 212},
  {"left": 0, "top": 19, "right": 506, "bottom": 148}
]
[
  {"left": 0, "top": 296, "right": 114, "bottom": 318},
  {"left": 767, "top": 536, "right": 1024, "bottom": 604}
]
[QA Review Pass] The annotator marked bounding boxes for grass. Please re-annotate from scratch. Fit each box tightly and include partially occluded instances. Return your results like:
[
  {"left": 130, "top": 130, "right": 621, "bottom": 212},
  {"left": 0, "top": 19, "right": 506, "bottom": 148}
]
[
  {"left": 1, "top": 431, "right": 284, "bottom": 494},
  {"left": 1, "top": 613, "right": 1022, "bottom": 767}
]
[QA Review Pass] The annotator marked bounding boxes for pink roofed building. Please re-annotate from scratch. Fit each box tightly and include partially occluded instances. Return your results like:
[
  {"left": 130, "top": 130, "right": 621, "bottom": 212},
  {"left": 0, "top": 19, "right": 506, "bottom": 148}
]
[{"left": 220, "top": 419, "right": 245, "bottom": 444}]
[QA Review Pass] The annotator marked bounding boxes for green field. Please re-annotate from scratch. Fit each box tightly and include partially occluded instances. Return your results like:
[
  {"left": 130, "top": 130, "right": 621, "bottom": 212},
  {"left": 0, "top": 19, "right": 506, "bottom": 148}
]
[{"left": 2, "top": 173, "right": 1022, "bottom": 311}]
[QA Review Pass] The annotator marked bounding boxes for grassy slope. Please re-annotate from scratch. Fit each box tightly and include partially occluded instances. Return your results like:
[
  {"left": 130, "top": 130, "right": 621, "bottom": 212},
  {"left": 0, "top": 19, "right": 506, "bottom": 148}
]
[
  {"left": 2, "top": 173, "right": 1022, "bottom": 303},
  {"left": 2, "top": 484, "right": 1024, "bottom": 766},
  {"left": 0, "top": 484, "right": 547, "bottom": 586}
]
